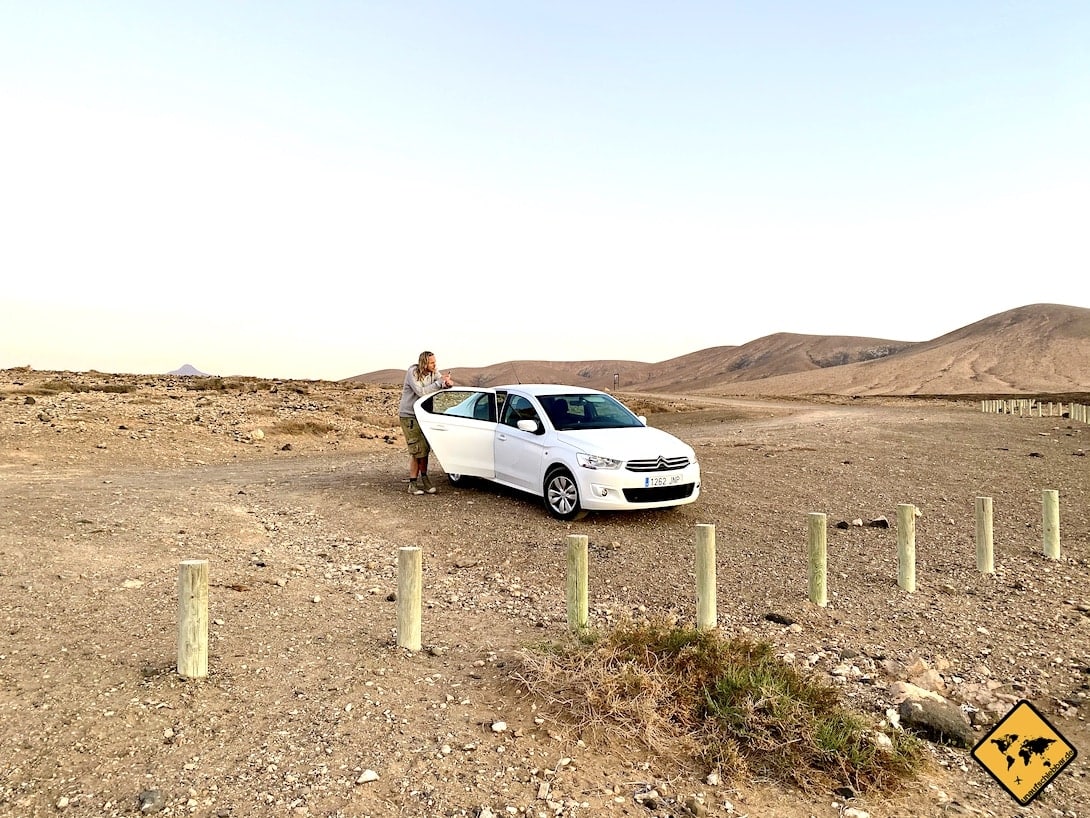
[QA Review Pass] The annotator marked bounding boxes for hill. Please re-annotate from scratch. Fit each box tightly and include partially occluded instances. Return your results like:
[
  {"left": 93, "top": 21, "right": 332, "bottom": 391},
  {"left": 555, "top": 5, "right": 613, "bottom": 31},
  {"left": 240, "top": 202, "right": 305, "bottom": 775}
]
[
  {"left": 168, "top": 363, "right": 209, "bottom": 376},
  {"left": 347, "top": 303, "right": 1090, "bottom": 397}
]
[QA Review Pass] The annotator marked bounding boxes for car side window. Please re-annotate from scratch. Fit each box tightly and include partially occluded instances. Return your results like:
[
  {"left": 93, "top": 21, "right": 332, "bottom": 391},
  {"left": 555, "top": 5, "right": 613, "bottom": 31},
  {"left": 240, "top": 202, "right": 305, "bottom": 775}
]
[
  {"left": 471, "top": 394, "right": 493, "bottom": 421},
  {"left": 424, "top": 390, "right": 495, "bottom": 422},
  {"left": 501, "top": 395, "right": 539, "bottom": 428}
]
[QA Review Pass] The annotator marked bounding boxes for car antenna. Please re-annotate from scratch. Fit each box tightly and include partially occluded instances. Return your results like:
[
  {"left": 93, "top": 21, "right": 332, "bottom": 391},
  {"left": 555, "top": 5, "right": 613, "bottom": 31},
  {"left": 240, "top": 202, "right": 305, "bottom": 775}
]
[{"left": 511, "top": 364, "right": 521, "bottom": 384}]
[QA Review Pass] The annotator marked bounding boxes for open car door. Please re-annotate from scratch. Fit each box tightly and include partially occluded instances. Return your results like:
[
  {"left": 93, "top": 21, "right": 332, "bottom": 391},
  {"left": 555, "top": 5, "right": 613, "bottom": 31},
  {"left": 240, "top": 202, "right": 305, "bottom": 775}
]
[{"left": 413, "top": 388, "right": 498, "bottom": 479}]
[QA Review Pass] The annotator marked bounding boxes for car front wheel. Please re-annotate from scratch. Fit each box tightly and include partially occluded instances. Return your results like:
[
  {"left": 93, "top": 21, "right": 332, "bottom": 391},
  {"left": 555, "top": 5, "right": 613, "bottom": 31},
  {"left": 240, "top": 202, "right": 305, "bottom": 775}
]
[
  {"left": 446, "top": 472, "right": 467, "bottom": 486},
  {"left": 544, "top": 467, "right": 586, "bottom": 521}
]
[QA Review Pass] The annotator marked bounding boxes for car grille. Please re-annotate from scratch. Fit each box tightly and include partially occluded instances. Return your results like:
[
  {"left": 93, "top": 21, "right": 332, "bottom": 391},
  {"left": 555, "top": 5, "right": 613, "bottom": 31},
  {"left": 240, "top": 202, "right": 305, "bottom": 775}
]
[
  {"left": 622, "top": 483, "right": 696, "bottom": 503},
  {"left": 626, "top": 456, "right": 690, "bottom": 472}
]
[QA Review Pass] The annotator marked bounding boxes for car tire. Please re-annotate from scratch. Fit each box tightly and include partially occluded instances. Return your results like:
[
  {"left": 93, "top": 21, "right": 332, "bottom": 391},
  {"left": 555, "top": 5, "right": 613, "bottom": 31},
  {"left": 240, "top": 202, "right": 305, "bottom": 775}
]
[
  {"left": 446, "top": 472, "right": 468, "bottom": 486},
  {"left": 544, "top": 467, "right": 586, "bottom": 521}
]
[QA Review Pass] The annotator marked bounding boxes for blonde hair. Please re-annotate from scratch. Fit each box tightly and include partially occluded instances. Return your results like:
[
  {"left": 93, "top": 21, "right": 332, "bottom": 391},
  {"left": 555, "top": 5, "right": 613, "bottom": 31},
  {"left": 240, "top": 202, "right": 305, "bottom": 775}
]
[{"left": 415, "top": 350, "right": 435, "bottom": 379}]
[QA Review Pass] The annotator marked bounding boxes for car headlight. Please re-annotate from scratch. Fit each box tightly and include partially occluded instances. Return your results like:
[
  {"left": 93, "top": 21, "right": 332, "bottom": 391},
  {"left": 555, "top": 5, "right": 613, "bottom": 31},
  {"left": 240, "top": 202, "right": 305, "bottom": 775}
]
[{"left": 577, "top": 453, "right": 622, "bottom": 470}]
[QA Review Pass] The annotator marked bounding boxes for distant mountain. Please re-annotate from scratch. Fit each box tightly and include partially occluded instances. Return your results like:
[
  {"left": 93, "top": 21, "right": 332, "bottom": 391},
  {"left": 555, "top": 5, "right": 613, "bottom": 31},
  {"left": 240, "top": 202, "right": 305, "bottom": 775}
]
[
  {"left": 169, "top": 364, "right": 209, "bottom": 376},
  {"left": 346, "top": 304, "right": 1090, "bottom": 397}
]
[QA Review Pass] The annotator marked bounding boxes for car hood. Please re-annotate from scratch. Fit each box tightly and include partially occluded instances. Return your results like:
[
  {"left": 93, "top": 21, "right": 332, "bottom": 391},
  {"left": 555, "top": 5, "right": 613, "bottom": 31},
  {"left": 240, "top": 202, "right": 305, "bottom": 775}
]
[{"left": 554, "top": 426, "right": 696, "bottom": 461}]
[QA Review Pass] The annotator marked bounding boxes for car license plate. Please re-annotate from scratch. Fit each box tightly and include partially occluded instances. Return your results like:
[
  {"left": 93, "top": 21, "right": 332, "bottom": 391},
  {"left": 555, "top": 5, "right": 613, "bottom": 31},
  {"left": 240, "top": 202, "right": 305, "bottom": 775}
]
[{"left": 644, "top": 474, "right": 682, "bottom": 488}]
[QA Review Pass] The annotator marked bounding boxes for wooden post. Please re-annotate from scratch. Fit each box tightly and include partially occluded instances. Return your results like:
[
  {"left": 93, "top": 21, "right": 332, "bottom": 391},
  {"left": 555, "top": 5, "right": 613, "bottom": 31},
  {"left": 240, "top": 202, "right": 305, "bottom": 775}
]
[
  {"left": 1042, "top": 490, "right": 1060, "bottom": 560},
  {"left": 897, "top": 504, "right": 916, "bottom": 593},
  {"left": 566, "top": 534, "right": 589, "bottom": 632},
  {"left": 177, "top": 560, "right": 209, "bottom": 679},
  {"left": 397, "top": 547, "right": 422, "bottom": 651},
  {"left": 695, "top": 524, "right": 717, "bottom": 629},
  {"left": 807, "top": 513, "right": 828, "bottom": 607},
  {"left": 975, "top": 496, "right": 994, "bottom": 574}
]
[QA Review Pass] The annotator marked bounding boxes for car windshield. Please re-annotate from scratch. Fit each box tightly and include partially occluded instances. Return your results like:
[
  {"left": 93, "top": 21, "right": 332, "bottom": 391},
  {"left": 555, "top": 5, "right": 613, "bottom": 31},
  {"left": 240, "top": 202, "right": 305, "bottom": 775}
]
[{"left": 540, "top": 393, "right": 643, "bottom": 431}]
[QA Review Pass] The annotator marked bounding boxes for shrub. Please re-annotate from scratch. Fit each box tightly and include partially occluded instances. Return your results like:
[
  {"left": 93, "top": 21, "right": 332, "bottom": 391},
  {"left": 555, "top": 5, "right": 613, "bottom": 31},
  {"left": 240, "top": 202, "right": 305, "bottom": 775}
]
[
  {"left": 270, "top": 420, "right": 337, "bottom": 436},
  {"left": 515, "top": 620, "right": 923, "bottom": 794},
  {"left": 186, "top": 377, "right": 227, "bottom": 391}
]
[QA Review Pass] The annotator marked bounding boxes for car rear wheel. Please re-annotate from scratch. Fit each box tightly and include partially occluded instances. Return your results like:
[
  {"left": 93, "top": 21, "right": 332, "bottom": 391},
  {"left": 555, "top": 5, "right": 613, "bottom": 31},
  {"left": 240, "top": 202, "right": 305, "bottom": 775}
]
[{"left": 545, "top": 467, "right": 586, "bottom": 521}]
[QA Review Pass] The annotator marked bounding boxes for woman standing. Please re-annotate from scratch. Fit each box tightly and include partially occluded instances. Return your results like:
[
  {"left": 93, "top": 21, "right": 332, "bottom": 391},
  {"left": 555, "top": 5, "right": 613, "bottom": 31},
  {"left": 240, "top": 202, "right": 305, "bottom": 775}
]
[{"left": 397, "top": 350, "right": 453, "bottom": 494}]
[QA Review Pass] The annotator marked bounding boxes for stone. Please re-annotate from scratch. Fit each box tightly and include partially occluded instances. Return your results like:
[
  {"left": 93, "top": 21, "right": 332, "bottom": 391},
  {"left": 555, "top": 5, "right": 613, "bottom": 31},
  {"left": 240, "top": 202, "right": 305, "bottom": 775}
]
[
  {"left": 897, "top": 697, "right": 975, "bottom": 748},
  {"left": 138, "top": 789, "right": 165, "bottom": 813}
]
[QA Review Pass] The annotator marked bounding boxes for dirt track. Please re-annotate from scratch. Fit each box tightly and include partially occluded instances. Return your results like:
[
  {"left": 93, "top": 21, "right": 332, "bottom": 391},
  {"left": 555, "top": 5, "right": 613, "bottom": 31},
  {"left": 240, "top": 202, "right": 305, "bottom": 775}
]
[{"left": 2, "top": 376, "right": 1088, "bottom": 817}]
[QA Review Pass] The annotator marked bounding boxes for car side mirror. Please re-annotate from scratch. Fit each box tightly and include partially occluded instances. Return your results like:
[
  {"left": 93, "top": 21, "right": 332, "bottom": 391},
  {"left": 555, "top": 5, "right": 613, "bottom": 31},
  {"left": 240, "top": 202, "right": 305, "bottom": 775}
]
[
  {"left": 516, "top": 419, "right": 540, "bottom": 433},
  {"left": 637, "top": 415, "right": 647, "bottom": 425}
]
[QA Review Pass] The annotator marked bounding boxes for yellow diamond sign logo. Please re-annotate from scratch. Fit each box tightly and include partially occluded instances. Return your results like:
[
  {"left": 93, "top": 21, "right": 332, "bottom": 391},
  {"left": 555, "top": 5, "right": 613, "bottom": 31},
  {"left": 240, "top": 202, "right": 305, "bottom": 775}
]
[{"left": 971, "top": 699, "right": 1077, "bottom": 805}]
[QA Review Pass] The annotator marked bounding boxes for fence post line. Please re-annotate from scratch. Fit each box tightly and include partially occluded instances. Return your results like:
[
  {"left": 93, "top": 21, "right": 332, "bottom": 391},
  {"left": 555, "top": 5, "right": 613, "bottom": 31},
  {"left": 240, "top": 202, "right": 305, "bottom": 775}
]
[
  {"left": 897, "top": 504, "right": 916, "bottom": 593},
  {"left": 177, "top": 559, "right": 209, "bottom": 679},
  {"left": 695, "top": 524, "right": 717, "bottom": 629},
  {"left": 1042, "top": 490, "right": 1061, "bottom": 559},
  {"left": 397, "top": 547, "right": 422, "bottom": 651},
  {"left": 566, "top": 534, "right": 589, "bottom": 632},
  {"left": 807, "top": 513, "right": 828, "bottom": 607},
  {"left": 975, "top": 496, "right": 994, "bottom": 574}
]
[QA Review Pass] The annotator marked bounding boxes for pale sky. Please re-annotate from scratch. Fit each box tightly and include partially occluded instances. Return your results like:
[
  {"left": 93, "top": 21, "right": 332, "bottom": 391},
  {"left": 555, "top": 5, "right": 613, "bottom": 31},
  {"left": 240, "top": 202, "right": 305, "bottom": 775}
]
[{"left": 2, "top": 2, "right": 1088, "bottom": 381}]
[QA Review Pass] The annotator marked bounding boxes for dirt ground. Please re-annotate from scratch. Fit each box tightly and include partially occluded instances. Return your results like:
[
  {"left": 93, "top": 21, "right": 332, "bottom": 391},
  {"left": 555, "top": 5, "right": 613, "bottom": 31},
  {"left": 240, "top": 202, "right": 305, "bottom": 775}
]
[{"left": 1, "top": 372, "right": 1088, "bottom": 818}]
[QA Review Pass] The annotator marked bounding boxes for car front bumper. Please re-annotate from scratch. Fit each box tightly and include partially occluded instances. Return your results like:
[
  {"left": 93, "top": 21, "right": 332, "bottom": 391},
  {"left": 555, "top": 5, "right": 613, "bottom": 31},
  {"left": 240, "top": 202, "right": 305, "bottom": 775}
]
[{"left": 576, "top": 464, "right": 701, "bottom": 511}]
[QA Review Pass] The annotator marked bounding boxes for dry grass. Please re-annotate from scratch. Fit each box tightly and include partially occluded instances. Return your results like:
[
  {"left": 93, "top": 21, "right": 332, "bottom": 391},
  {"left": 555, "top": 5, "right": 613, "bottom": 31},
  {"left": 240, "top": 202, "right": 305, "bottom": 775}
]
[
  {"left": 12, "top": 379, "right": 137, "bottom": 395},
  {"left": 269, "top": 419, "right": 338, "bottom": 436},
  {"left": 515, "top": 620, "right": 925, "bottom": 795}
]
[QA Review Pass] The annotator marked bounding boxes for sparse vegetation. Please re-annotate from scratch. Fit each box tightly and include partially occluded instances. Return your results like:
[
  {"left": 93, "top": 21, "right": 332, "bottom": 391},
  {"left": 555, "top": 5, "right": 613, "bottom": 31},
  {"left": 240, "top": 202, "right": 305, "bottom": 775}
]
[
  {"left": 187, "top": 377, "right": 228, "bottom": 391},
  {"left": 515, "top": 621, "right": 925, "bottom": 795},
  {"left": 16, "top": 379, "right": 139, "bottom": 395},
  {"left": 270, "top": 419, "right": 337, "bottom": 435},
  {"left": 32, "top": 379, "right": 83, "bottom": 394}
]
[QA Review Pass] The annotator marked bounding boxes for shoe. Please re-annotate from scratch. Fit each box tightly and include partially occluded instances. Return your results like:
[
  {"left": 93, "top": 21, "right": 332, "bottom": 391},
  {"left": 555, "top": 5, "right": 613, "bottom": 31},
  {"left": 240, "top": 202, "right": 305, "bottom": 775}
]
[
  {"left": 407, "top": 479, "right": 424, "bottom": 496},
  {"left": 419, "top": 473, "right": 437, "bottom": 494}
]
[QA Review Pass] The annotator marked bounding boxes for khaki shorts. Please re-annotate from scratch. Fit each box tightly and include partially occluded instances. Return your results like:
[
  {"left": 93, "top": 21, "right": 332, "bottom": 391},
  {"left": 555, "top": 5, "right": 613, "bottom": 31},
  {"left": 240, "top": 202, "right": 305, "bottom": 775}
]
[{"left": 400, "top": 416, "right": 430, "bottom": 457}]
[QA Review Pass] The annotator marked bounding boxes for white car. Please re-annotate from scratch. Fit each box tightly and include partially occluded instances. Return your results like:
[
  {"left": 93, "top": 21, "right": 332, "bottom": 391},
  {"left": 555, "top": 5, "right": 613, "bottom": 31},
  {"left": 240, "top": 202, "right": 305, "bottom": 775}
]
[{"left": 413, "top": 384, "right": 701, "bottom": 520}]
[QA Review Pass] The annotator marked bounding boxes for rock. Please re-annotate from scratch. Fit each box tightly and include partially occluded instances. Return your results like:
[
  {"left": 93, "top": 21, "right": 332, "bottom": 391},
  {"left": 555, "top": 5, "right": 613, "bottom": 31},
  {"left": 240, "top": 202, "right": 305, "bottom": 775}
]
[
  {"left": 871, "top": 731, "right": 893, "bottom": 750},
  {"left": 683, "top": 794, "right": 708, "bottom": 816},
  {"left": 909, "top": 668, "right": 946, "bottom": 693},
  {"left": 888, "top": 681, "right": 945, "bottom": 703},
  {"left": 138, "top": 789, "right": 165, "bottom": 813},
  {"left": 897, "top": 697, "right": 975, "bottom": 747},
  {"left": 356, "top": 769, "right": 379, "bottom": 784},
  {"left": 634, "top": 788, "right": 661, "bottom": 807}
]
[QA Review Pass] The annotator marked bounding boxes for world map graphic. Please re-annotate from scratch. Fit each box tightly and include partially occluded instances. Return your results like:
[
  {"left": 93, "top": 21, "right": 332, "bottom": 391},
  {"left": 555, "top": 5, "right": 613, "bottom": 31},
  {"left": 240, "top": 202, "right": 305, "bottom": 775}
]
[{"left": 990, "top": 733, "right": 1057, "bottom": 771}]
